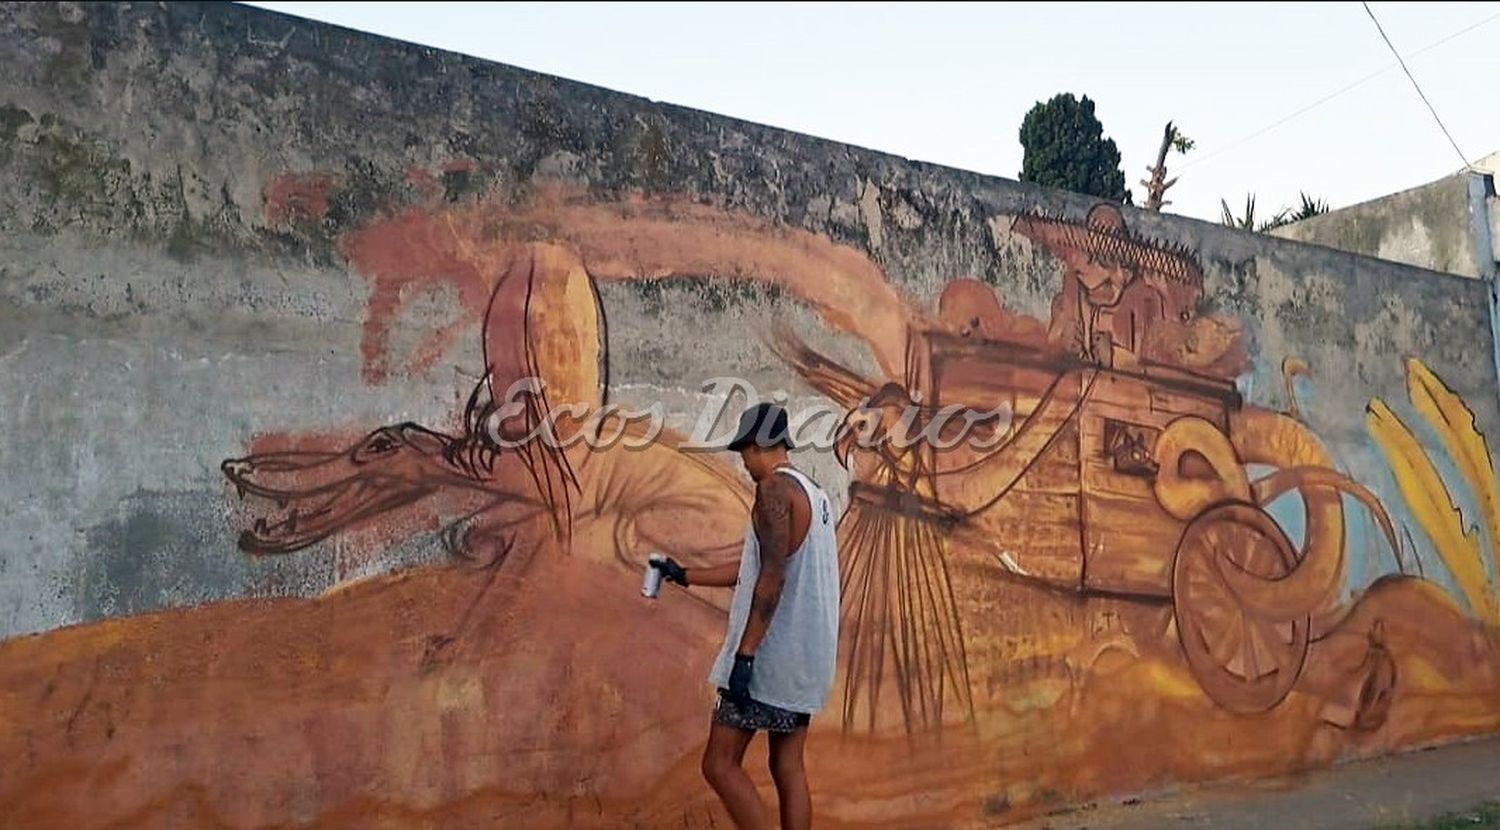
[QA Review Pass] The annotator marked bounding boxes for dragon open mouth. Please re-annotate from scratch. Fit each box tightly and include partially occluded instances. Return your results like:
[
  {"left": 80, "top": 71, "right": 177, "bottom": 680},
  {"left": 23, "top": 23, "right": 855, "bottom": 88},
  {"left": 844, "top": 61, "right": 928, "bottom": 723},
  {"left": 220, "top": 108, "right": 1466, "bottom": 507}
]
[
  {"left": 223, "top": 454, "right": 439, "bottom": 554},
  {"left": 224, "top": 459, "right": 438, "bottom": 554},
  {"left": 220, "top": 424, "right": 464, "bottom": 555}
]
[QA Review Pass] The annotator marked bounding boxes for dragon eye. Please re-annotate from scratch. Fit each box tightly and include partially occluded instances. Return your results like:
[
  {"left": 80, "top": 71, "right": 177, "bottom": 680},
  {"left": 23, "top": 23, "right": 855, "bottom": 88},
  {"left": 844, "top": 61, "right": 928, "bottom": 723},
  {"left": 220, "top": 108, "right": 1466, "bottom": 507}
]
[{"left": 354, "top": 432, "right": 400, "bottom": 463}]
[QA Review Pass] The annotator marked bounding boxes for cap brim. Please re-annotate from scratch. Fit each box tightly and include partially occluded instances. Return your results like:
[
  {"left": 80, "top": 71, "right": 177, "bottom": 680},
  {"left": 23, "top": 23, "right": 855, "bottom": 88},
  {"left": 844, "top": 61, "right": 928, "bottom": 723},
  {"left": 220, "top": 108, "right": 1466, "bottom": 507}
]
[{"left": 726, "top": 435, "right": 794, "bottom": 451}]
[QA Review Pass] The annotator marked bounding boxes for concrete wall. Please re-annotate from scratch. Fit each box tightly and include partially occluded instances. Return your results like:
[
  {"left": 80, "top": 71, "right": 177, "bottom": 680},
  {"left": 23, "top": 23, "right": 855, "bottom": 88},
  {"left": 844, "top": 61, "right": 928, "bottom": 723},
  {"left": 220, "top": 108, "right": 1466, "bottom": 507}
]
[
  {"left": 1271, "top": 166, "right": 1500, "bottom": 280},
  {"left": 2, "top": 2, "right": 1499, "bottom": 826}
]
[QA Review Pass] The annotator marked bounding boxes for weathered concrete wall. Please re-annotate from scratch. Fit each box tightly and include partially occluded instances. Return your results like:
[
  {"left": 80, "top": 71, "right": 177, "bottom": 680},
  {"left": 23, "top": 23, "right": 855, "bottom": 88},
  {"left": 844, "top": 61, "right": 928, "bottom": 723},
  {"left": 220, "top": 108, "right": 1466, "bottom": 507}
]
[
  {"left": 2, "top": 2, "right": 1498, "bottom": 827},
  {"left": 1271, "top": 167, "right": 1499, "bottom": 279}
]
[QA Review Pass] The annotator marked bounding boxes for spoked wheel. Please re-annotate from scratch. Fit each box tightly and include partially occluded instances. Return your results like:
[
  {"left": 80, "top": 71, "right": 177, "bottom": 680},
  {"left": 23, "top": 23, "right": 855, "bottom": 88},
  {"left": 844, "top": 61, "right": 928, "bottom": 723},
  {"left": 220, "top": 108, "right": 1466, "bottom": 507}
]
[{"left": 1172, "top": 501, "right": 1309, "bottom": 713}]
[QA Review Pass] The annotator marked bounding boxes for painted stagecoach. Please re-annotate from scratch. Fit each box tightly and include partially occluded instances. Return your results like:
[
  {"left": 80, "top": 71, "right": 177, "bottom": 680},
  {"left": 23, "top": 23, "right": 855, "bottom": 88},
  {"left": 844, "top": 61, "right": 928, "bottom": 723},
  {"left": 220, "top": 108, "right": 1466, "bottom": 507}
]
[{"left": 777, "top": 203, "right": 1402, "bottom": 731}]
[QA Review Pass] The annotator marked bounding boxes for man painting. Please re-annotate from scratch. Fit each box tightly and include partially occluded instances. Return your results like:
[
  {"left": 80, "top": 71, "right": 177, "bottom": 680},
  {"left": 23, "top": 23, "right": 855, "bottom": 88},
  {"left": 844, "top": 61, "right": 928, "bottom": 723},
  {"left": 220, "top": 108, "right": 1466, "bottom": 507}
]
[{"left": 652, "top": 402, "right": 840, "bottom": 830}]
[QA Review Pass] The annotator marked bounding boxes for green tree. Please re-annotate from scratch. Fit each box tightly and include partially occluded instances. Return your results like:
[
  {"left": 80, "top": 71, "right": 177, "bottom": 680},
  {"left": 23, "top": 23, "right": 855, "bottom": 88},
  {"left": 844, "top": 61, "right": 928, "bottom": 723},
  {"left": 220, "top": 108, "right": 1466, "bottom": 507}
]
[
  {"left": 1289, "top": 192, "right": 1330, "bottom": 221},
  {"left": 1019, "top": 93, "right": 1130, "bottom": 203},
  {"left": 1220, "top": 193, "right": 1262, "bottom": 231},
  {"left": 1220, "top": 191, "right": 1331, "bottom": 233}
]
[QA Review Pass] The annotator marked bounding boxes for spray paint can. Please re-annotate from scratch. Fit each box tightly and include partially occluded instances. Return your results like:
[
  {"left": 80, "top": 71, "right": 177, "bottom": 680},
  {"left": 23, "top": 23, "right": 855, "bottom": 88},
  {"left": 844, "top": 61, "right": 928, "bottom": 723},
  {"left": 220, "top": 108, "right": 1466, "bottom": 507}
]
[{"left": 641, "top": 552, "right": 666, "bottom": 599}]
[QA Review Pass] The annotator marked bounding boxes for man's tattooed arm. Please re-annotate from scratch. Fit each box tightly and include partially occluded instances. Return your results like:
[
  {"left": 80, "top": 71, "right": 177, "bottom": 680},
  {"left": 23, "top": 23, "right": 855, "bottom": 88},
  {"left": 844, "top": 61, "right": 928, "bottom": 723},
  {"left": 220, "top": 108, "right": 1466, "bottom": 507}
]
[{"left": 734, "top": 473, "right": 796, "bottom": 657}]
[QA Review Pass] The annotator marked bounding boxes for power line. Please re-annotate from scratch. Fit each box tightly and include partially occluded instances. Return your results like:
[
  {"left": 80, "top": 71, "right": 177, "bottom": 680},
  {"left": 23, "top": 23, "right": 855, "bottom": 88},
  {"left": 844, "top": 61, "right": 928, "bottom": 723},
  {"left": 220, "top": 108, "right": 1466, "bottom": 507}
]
[
  {"left": 1361, "top": 1, "right": 1474, "bottom": 171},
  {"left": 1178, "top": 8, "right": 1497, "bottom": 172}
]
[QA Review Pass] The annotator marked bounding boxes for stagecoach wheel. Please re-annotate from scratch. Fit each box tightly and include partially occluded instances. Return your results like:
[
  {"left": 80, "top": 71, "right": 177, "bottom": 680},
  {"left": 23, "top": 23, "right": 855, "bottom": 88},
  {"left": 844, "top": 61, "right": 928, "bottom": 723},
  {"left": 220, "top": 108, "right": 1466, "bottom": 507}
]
[{"left": 1172, "top": 501, "right": 1309, "bottom": 714}]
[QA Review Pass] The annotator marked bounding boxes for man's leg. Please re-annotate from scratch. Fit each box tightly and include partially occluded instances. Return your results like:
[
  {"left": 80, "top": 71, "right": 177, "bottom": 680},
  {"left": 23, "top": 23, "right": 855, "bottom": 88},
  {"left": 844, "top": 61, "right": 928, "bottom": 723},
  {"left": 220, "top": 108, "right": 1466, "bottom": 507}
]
[
  {"left": 702, "top": 721, "right": 771, "bottom": 830},
  {"left": 768, "top": 726, "right": 812, "bottom": 830}
]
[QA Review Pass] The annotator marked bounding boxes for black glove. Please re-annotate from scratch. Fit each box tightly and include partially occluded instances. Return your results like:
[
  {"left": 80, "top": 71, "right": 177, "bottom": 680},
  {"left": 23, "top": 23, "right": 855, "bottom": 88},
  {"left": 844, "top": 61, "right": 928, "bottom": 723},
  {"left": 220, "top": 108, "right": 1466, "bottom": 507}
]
[
  {"left": 728, "top": 653, "right": 755, "bottom": 702},
  {"left": 650, "top": 556, "right": 689, "bottom": 587}
]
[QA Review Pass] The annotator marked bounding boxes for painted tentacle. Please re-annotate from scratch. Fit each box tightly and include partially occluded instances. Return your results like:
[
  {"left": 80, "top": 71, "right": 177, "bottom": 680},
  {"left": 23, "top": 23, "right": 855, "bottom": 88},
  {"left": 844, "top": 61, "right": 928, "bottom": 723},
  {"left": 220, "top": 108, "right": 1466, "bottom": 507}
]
[
  {"left": 1252, "top": 466, "right": 1401, "bottom": 572},
  {"left": 1152, "top": 416, "right": 1251, "bottom": 521},
  {"left": 1282, "top": 357, "right": 1310, "bottom": 423},
  {"left": 1224, "top": 409, "right": 1347, "bottom": 625},
  {"left": 1150, "top": 410, "right": 1347, "bottom": 625}
]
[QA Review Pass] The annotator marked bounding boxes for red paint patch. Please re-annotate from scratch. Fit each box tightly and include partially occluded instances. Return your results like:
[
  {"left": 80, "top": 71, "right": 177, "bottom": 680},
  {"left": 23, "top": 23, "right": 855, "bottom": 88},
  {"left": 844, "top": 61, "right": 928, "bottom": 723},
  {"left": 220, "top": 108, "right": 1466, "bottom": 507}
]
[
  {"left": 337, "top": 207, "right": 510, "bottom": 385},
  {"left": 246, "top": 426, "right": 370, "bottom": 456},
  {"left": 264, "top": 172, "right": 342, "bottom": 227},
  {"left": 442, "top": 158, "right": 479, "bottom": 174},
  {"left": 334, "top": 181, "right": 935, "bottom": 386}
]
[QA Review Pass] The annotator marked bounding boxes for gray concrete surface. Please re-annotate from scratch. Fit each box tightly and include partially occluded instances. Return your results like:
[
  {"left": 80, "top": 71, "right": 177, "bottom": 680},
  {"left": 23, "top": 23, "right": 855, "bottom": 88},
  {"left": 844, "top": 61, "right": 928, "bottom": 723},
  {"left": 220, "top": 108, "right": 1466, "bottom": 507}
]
[
  {"left": 1271, "top": 167, "right": 1499, "bottom": 280},
  {"left": 1012, "top": 736, "right": 1500, "bottom": 829}
]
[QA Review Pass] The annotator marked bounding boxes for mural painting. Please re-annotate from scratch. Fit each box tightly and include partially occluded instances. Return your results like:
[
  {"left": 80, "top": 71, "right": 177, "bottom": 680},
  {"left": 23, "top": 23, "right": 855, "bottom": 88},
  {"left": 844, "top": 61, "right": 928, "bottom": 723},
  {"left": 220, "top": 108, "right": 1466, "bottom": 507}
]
[{"left": 0, "top": 178, "right": 1497, "bottom": 828}]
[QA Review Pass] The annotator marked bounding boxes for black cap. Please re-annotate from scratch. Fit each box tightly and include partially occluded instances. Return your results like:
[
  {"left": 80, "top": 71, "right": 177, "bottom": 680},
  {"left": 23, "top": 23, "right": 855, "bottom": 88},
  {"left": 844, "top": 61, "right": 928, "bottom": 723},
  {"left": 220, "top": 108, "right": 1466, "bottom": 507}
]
[{"left": 727, "top": 402, "right": 795, "bottom": 451}]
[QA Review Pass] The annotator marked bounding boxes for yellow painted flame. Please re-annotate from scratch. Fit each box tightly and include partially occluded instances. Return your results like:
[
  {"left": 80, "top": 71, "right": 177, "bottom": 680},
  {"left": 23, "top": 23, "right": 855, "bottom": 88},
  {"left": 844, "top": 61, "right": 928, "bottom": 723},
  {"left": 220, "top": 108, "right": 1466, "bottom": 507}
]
[
  {"left": 1368, "top": 368, "right": 1500, "bottom": 625},
  {"left": 1407, "top": 359, "right": 1500, "bottom": 574}
]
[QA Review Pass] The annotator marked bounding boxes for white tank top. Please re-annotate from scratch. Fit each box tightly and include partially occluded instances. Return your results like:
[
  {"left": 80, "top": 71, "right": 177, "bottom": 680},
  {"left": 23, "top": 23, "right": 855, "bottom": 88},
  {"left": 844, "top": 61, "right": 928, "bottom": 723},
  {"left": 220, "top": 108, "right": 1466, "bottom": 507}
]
[{"left": 708, "top": 466, "right": 840, "bottom": 714}]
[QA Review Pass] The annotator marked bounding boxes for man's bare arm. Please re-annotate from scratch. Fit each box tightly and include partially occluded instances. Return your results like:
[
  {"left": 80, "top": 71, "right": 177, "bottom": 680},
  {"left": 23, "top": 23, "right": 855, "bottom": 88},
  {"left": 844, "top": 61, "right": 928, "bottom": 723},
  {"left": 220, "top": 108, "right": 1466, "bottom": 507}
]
[
  {"left": 734, "top": 474, "right": 796, "bottom": 656},
  {"left": 684, "top": 561, "right": 740, "bottom": 588}
]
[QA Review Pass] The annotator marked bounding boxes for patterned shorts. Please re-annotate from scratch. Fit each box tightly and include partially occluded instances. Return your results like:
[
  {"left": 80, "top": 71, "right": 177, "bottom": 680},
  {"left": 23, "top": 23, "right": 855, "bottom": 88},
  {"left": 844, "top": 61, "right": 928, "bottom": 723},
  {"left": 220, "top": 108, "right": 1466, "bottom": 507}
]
[{"left": 712, "top": 689, "right": 812, "bottom": 733}]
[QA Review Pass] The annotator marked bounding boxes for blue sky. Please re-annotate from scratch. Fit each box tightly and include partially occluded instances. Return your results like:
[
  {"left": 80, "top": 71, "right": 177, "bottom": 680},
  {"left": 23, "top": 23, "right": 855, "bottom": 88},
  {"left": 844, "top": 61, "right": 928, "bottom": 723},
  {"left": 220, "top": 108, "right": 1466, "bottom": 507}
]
[{"left": 245, "top": 2, "right": 1499, "bottom": 222}]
